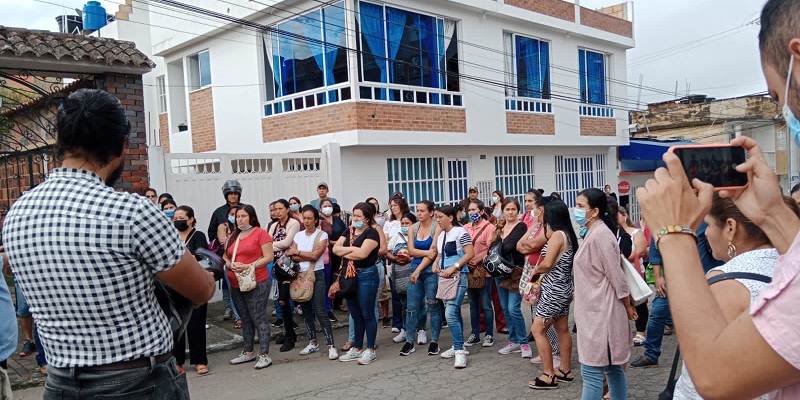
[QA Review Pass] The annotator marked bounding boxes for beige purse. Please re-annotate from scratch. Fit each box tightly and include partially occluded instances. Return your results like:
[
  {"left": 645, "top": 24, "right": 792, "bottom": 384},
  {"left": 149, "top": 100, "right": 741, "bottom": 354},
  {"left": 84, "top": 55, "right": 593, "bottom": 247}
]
[{"left": 231, "top": 235, "right": 257, "bottom": 292}]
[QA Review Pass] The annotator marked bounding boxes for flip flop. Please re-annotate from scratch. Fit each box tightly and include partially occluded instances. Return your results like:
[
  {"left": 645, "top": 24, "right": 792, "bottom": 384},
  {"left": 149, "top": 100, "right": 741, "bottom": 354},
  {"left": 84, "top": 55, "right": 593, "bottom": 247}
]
[
  {"left": 196, "top": 364, "right": 209, "bottom": 375},
  {"left": 234, "top": 320, "right": 243, "bottom": 329}
]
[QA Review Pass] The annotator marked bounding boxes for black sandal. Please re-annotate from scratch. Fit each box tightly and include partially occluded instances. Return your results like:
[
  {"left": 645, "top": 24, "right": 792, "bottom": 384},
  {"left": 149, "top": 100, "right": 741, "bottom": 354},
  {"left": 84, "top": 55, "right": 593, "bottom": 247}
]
[
  {"left": 528, "top": 373, "right": 558, "bottom": 390},
  {"left": 555, "top": 368, "right": 574, "bottom": 383}
]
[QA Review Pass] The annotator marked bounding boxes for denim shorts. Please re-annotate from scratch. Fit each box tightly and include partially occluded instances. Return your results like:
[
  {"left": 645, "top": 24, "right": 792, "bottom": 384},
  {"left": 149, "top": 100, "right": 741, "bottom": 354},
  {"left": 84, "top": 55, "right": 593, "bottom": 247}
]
[{"left": 14, "top": 280, "right": 31, "bottom": 318}]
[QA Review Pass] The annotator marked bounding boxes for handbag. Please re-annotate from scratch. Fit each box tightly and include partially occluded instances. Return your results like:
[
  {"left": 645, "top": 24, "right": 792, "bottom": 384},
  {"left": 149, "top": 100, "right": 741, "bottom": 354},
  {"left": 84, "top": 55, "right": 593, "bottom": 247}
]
[
  {"left": 622, "top": 255, "right": 653, "bottom": 305},
  {"left": 290, "top": 231, "right": 323, "bottom": 302},
  {"left": 391, "top": 235, "right": 412, "bottom": 295},
  {"left": 484, "top": 239, "right": 515, "bottom": 278},
  {"left": 467, "top": 223, "right": 490, "bottom": 289},
  {"left": 231, "top": 236, "right": 257, "bottom": 292},
  {"left": 274, "top": 254, "right": 299, "bottom": 282},
  {"left": 435, "top": 233, "right": 460, "bottom": 300},
  {"left": 521, "top": 231, "right": 568, "bottom": 305},
  {"left": 330, "top": 227, "right": 360, "bottom": 298}
]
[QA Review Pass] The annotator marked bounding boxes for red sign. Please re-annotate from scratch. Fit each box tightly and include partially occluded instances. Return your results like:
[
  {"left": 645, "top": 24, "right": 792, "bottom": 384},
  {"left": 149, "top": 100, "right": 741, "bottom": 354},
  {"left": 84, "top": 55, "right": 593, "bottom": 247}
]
[{"left": 618, "top": 181, "right": 631, "bottom": 195}]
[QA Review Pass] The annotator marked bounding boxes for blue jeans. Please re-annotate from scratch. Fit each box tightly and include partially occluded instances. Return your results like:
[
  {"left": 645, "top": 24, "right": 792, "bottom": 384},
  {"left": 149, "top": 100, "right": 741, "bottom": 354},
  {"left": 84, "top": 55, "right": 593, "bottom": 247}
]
[
  {"left": 34, "top": 324, "right": 46, "bottom": 367},
  {"left": 644, "top": 295, "right": 673, "bottom": 362},
  {"left": 390, "top": 277, "right": 404, "bottom": 330},
  {"left": 222, "top": 271, "right": 240, "bottom": 321},
  {"left": 43, "top": 357, "right": 189, "bottom": 399},
  {"left": 324, "top": 263, "right": 332, "bottom": 313},
  {"left": 398, "top": 294, "right": 427, "bottom": 332},
  {"left": 346, "top": 265, "right": 380, "bottom": 349},
  {"left": 444, "top": 272, "right": 469, "bottom": 350},
  {"left": 468, "top": 277, "right": 494, "bottom": 337},
  {"left": 581, "top": 364, "right": 627, "bottom": 400},
  {"left": 348, "top": 264, "right": 383, "bottom": 343},
  {"left": 405, "top": 265, "right": 442, "bottom": 344},
  {"left": 495, "top": 278, "right": 526, "bottom": 344}
]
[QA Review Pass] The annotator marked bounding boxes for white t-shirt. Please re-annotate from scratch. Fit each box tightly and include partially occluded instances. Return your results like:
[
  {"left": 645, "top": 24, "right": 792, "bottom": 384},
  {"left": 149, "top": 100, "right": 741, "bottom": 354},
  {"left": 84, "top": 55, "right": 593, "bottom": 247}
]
[
  {"left": 435, "top": 226, "right": 472, "bottom": 256},
  {"left": 292, "top": 229, "right": 328, "bottom": 272}
]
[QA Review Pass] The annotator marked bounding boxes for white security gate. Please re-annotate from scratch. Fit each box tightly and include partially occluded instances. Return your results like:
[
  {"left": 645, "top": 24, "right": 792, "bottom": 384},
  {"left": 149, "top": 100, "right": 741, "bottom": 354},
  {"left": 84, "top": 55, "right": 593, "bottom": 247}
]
[{"left": 164, "top": 152, "right": 328, "bottom": 232}]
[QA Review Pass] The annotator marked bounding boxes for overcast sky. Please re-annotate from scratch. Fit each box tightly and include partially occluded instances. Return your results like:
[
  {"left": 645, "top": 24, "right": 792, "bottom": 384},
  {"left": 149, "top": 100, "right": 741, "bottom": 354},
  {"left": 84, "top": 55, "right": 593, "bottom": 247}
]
[{"left": 1, "top": 0, "right": 768, "bottom": 107}]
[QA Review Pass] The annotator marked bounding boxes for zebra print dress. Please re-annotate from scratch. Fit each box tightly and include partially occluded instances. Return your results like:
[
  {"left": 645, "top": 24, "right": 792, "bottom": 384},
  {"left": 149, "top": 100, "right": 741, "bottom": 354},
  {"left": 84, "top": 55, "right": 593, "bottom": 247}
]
[{"left": 535, "top": 237, "right": 575, "bottom": 321}]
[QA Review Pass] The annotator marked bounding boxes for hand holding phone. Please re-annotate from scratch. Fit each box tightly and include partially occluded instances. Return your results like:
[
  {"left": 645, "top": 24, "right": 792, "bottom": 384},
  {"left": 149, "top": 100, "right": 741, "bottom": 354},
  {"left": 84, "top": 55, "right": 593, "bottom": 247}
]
[{"left": 668, "top": 144, "right": 748, "bottom": 191}]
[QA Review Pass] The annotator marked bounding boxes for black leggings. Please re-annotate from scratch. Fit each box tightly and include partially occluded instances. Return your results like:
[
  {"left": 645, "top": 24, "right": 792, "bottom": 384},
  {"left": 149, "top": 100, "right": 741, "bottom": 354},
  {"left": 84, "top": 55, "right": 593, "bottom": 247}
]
[{"left": 635, "top": 299, "right": 649, "bottom": 332}]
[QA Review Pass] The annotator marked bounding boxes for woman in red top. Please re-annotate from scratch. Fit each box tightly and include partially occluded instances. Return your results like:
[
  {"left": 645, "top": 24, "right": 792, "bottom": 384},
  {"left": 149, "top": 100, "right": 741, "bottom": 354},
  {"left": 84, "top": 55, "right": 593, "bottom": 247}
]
[{"left": 224, "top": 204, "right": 275, "bottom": 370}]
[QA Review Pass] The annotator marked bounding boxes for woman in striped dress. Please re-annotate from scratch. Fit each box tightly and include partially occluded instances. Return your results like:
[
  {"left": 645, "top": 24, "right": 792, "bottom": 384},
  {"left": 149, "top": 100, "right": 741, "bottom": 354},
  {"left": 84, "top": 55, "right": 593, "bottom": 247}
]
[{"left": 528, "top": 200, "right": 578, "bottom": 390}]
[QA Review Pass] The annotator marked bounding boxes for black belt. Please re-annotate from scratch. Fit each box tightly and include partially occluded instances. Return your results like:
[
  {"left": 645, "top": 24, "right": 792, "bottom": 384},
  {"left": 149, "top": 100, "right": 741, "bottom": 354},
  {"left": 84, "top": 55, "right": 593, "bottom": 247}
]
[{"left": 77, "top": 352, "right": 172, "bottom": 371}]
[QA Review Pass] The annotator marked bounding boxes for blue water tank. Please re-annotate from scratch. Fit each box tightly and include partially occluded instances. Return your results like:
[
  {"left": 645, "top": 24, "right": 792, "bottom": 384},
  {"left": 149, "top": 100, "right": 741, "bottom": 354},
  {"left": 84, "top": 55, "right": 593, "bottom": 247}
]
[{"left": 83, "top": 1, "right": 107, "bottom": 31}]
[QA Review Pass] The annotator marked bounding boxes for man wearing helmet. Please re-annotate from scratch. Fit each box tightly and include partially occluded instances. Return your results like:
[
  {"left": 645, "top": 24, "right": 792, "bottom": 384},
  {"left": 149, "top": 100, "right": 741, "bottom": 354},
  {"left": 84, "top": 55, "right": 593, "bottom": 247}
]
[{"left": 208, "top": 180, "right": 243, "bottom": 242}]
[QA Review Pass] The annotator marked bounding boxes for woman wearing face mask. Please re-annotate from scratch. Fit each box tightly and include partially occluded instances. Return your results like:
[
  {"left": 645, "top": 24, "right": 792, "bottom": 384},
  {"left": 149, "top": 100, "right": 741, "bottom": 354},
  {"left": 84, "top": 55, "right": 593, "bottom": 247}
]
[
  {"left": 161, "top": 199, "right": 177, "bottom": 219},
  {"left": 618, "top": 206, "right": 649, "bottom": 346},
  {"left": 321, "top": 198, "right": 346, "bottom": 319},
  {"left": 367, "top": 197, "right": 386, "bottom": 228},
  {"left": 289, "top": 197, "right": 303, "bottom": 222},
  {"left": 494, "top": 198, "right": 531, "bottom": 358},
  {"left": 432, "top": 205, "right": 474, "bottom": 368},
  {"left": 518, "top": 195, "right": 563, "bottom": 365},
  {"left": 269, "top": 199, "right": 302, "bottom": 352},
  {"left": 333, "top": 203, "right": 382, "bottom": 365},
  {"left": 528, "top": 200, "right": 577, "bottom": 390},
  {"left": 218, "top": 206, "right": 242, "bottom": 329},
  {"left": 521, "top": 189, "right": 543, "bottom": 228},
  {"left": 572, "top": 188, "right": 637, "bottom": 400},
  {"left": 387, "top": 213, "right": 423, "bottom": 344},
  {"left": 383, "top": 197, "right": 410, "bottom": 328},
  {"left": 465, "top": 199, "right": 496, "bottom": 348},
  {"left": 224, "top": 205, "right": 275, "bottom": 370},
  {"left": 171, "top": 205, "right": 211, "bottom": 375},
  {"left": 491, "top": 191, "right": 505, "bottom": 222},
  {"left": 672, "top": 194, "right": 800, "bottom": 400}
]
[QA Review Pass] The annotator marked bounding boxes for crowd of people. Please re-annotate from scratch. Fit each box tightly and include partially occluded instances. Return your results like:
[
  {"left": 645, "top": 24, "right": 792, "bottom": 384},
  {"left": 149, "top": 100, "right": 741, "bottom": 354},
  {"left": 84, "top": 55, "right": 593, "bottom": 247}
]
[{"left": 5, "top": 1, "right": 800, "bottom": 398}]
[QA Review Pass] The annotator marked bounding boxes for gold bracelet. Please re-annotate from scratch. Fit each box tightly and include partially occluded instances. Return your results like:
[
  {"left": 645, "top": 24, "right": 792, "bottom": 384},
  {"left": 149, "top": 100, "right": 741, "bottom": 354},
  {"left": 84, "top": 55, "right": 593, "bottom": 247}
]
[{"left": 655, "top": 225, "right": 697, "bottom": 251}]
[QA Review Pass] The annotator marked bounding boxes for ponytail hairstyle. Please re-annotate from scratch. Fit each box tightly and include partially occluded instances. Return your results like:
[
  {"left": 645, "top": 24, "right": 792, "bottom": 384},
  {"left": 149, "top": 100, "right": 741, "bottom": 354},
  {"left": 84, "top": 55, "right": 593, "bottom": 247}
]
[
  {"left": 436, "top": 204, "right": 462, "bottom": 228},
  {"left": 542, "top": 200, "right": 579, "bottom": 253},
  {"left": 578, "top": 188, "right": 617, "bottom": 232}
]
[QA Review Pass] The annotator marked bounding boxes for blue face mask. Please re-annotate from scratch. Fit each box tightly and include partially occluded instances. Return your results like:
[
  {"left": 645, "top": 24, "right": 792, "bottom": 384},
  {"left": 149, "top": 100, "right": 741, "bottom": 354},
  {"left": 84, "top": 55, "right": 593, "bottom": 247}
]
[
  {"left": 290, "top": 204, "right": 300, "bottom": 212},
  {"left": 228, "top": 215, "right": 236, "bottom": 224},
  {"left": 238, "top": 224, "right": 252, "bottom": 231},
  {"left": 164, "top": 209, "right": 175, "bottom": 219},
  {"left": 469, "top": 213, "right": 481, "bottom": 223},
  {"left": 352, "top": 221, "right": 365, "bottom": 229},
  {"left": 784, "top": 56, "right": 800, "bottom": 147},
  {"left": 579, "top": 227, "right": 588, "bottom": 239},
  {"left": 400, "top": 227, "right": 409, "bottom": 235},
  {"left": 573, "top": 208, "right": 589, "bottom": 227}
]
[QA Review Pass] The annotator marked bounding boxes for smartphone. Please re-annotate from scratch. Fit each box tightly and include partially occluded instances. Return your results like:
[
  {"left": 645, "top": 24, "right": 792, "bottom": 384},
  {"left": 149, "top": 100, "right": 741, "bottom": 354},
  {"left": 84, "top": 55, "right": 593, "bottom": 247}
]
[{"left": 667, "top": 144, "right": 748, "bottom": 190}]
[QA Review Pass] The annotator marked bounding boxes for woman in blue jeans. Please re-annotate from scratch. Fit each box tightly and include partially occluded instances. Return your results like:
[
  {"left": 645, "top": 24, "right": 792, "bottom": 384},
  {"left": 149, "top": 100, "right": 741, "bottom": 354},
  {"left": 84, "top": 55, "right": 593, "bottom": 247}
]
[
  {"left": 432, "top": 205, "right": 474, "bottom": 368},
  {"left": 333, "top": 202, "right": 382, "bottom": 365},
  {"left": 492, "top": 198, "right": 531, "bottom": 357},
  {"left": 399, "top": 200, "right": 442, "bottom": 357}
]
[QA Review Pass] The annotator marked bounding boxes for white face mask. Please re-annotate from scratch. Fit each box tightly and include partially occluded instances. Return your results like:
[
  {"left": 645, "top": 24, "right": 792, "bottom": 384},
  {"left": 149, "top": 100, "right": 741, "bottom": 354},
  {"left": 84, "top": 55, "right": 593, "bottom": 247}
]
[
  {"left": 492, "top": 196, "right": 499, "bottom": 204},
  {"left": 321, "top": 206, "right": 333, "bottom": 216}
]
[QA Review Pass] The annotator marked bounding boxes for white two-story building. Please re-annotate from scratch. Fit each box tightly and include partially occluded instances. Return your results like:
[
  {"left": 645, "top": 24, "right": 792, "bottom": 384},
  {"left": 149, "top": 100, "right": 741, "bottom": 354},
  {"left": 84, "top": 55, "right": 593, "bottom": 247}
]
[{"left": 101, "top": 0, "right": 634, "bottom": 211}]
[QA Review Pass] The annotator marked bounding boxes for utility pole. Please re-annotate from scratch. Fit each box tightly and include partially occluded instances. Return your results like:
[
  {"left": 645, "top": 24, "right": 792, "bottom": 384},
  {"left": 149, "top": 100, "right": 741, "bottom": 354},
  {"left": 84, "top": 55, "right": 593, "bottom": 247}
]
[{"left": 636, "top": 74, "right": 644, "bottom": 109}]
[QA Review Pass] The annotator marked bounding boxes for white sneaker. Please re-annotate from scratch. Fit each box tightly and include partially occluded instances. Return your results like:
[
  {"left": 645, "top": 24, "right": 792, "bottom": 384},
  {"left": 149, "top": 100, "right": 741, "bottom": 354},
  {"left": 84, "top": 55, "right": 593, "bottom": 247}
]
[
  {"left": 328, "top": 346, "right": 339, "bottom": 360},
  {"left": 498, "top": 342, "right": 521, "bottom": 355},
  {"left": 454, "top": 350, "right": 467, "bottom": 369},
  {"left": 520, "top": 344, "right": 533, "bottom": 358},
  {"left": 391, "top": 327, "right": 400, "bottom": 333},
  {"left": 229, "top": 351, "right": 257, "bottom": 365},
  {"left": 417, "top": 330, "right": 428, "bottom": 345},
  {"left": 440, "top": 347, "right": 455, "bottom": 359},
  {"left": 254, "top": 354, "right": 272, "bottom": 369},
  {"left": 358, "top": 350, "right": 377, "bottom": 365},
  {"left": 392, "top": 329, "right": 407, "bottom": 343},
  {"left": 338, "top": 348, "right": 363, "bottom": 362},
  {"left": 300, "top": 342, "right": 319, "bottom": 355},
  {"left": 272, "top": 309, "right": 277, "bottom": 317},
  {"left": 482, "top": 335, "right": 495, "bottom": 347}
]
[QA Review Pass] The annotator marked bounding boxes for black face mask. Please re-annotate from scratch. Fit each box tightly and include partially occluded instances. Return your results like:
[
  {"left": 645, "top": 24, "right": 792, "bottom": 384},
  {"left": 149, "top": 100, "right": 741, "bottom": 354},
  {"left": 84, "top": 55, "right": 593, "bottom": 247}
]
[
  {"left": 174, "top": 220, "right": 190, "bottom": 232},
  {"left": 105, "top": 162, "right": 124, "bottom": 188}
]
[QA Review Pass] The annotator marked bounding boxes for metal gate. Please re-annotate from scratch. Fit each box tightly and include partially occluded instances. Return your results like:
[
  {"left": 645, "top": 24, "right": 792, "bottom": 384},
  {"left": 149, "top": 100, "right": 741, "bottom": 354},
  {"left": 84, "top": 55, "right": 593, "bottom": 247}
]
[{"left": 164, "top": 152, "right": 329, "bottom": 231}]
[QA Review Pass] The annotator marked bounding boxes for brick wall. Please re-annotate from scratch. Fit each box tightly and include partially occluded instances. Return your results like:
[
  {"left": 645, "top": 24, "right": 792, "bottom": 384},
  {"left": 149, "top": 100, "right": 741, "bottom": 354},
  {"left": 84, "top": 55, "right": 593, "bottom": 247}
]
[
  {"left": 262, "top": 102, "right": 467, "bottom": 142},
  {"left": 97, "top": 73, "right": 150, "bottom": 193},
  {"left": 158, "top": 113, "right": 169, "bottom": 153},
  {"left": 506, "top": 112, "right": 555, "bottom": 135},
  {"left": 579, "top": 7, "right": 633, "bottom": 38},
  {"left": 189, "top": 87, "right": 216, "bottom": 152},
  {"left": 580, "top": 116, "right": 616, "bottom": 136},
  {"left": 505, "top": 0, "right": 575, "bottom": 22}
]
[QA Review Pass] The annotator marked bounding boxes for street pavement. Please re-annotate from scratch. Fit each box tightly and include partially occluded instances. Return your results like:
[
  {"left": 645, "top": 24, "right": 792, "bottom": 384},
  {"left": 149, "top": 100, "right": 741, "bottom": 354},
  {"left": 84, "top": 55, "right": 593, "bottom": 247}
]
[{"left": 11, "top": 297, "right": 679, "bottom": 399}]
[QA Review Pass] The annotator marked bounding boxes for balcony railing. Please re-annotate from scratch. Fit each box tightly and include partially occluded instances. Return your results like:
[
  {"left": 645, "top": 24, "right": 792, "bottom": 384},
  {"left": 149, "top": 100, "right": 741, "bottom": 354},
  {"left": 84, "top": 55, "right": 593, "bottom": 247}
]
[
  {"left": 579, "top": 104, "right": 615, "bottom": 118},
  {"left": 263, "top": 83, "right": 353, "bottom": 117},
  {"left": 505, "top": 97, "right": 553, "bottom": 114},
  {"left": 358, "top": 83, "right": 463, "bottom": 107}
]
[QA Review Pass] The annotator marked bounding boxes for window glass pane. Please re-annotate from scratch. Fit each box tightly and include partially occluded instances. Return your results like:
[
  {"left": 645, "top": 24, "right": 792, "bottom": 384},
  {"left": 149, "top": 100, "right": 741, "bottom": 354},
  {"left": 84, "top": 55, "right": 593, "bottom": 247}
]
[
  {"left": 323, "top": 3, "right": 348, "bottom": 86},
  {"left": 188, "top": 55, "right": 200, "bottom": 91},
  {"left": 199, "top": 51, "right": 212, "bottom": 87},
  {"left": 278, "top": 11, "right": 325, "bottom": 96},
  {"left": 359, "top": 1, "right": 388, "bottom": 84},
  {"left": 578, "top": 49, "right": 586, "bottom": 103}
]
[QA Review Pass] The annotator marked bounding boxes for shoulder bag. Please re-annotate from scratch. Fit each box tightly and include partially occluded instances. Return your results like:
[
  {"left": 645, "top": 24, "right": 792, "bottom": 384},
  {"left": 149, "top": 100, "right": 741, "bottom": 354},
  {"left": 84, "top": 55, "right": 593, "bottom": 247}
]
[
  {"left": 329, "top": 227, "right": 360, "bottom": 299},
  {"left": 521, "top": 231, "right": 567, "bottom": 305},
  {"left": 436, "top": 231, "right": 460, "bottom": 300},
  {"left": 290, "top": 231, "right": 322, "bottom": 302},
  {"left": 483, "top": 235, "right": 515, "bottom": 278},
  {"left": 391, "top": 234, "right": 412, "bottom": 295},
  {"left": 467, "top": 223, "right": 491, "bottom": 289},
  {"left": 622, "top": 255, "right": 653, "bottom": 306},
  {"left": 231, "top": 235, "right": 257, "bottom": 292}
]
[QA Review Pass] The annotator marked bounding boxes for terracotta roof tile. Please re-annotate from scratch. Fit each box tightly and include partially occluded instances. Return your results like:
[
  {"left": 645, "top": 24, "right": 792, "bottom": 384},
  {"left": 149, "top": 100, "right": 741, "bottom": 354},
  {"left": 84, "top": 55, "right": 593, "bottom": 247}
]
[{"left": 0, "top": 26, "right": 154, "bottom": 69}]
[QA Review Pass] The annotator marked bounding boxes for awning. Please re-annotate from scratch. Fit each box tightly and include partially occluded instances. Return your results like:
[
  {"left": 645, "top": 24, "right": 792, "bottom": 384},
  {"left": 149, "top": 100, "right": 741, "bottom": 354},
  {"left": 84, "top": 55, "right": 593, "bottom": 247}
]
[{"left": 619, "top": 139, "right": 694, "bottom": 172}]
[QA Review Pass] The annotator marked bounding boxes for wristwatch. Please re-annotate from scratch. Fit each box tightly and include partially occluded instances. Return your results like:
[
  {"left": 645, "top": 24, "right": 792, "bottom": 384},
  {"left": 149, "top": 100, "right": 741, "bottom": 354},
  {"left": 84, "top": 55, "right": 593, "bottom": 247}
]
[{"left": 453, "top": 262, "right": 460, "bottom": 269}]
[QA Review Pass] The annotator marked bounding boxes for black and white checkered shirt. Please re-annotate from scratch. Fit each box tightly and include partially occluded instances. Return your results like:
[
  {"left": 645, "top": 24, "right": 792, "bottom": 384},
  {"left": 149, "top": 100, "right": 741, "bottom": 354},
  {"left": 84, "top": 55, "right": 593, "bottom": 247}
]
[{"left": 1, "top": 168, "right": 185, "bottom": 368}]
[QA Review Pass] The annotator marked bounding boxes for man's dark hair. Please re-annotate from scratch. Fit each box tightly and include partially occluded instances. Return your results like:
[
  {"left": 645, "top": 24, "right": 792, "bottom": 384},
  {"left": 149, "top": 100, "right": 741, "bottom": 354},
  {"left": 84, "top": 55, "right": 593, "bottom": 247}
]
[
  {"left": 759, "top": 0, "right": 800, "bottom": 77},
  {"left": 55, "top": 89, "right": 131, "bottom": 164},
  {"left": 792, "top": 183, "right": 800, "bottom": 194}
]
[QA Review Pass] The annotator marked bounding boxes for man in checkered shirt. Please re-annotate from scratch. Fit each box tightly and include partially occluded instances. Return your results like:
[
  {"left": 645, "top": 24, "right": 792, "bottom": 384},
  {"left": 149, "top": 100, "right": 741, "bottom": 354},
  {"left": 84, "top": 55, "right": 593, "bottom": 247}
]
[{"left": 1, "top": 89, "right": 215, "bottom": 399}]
